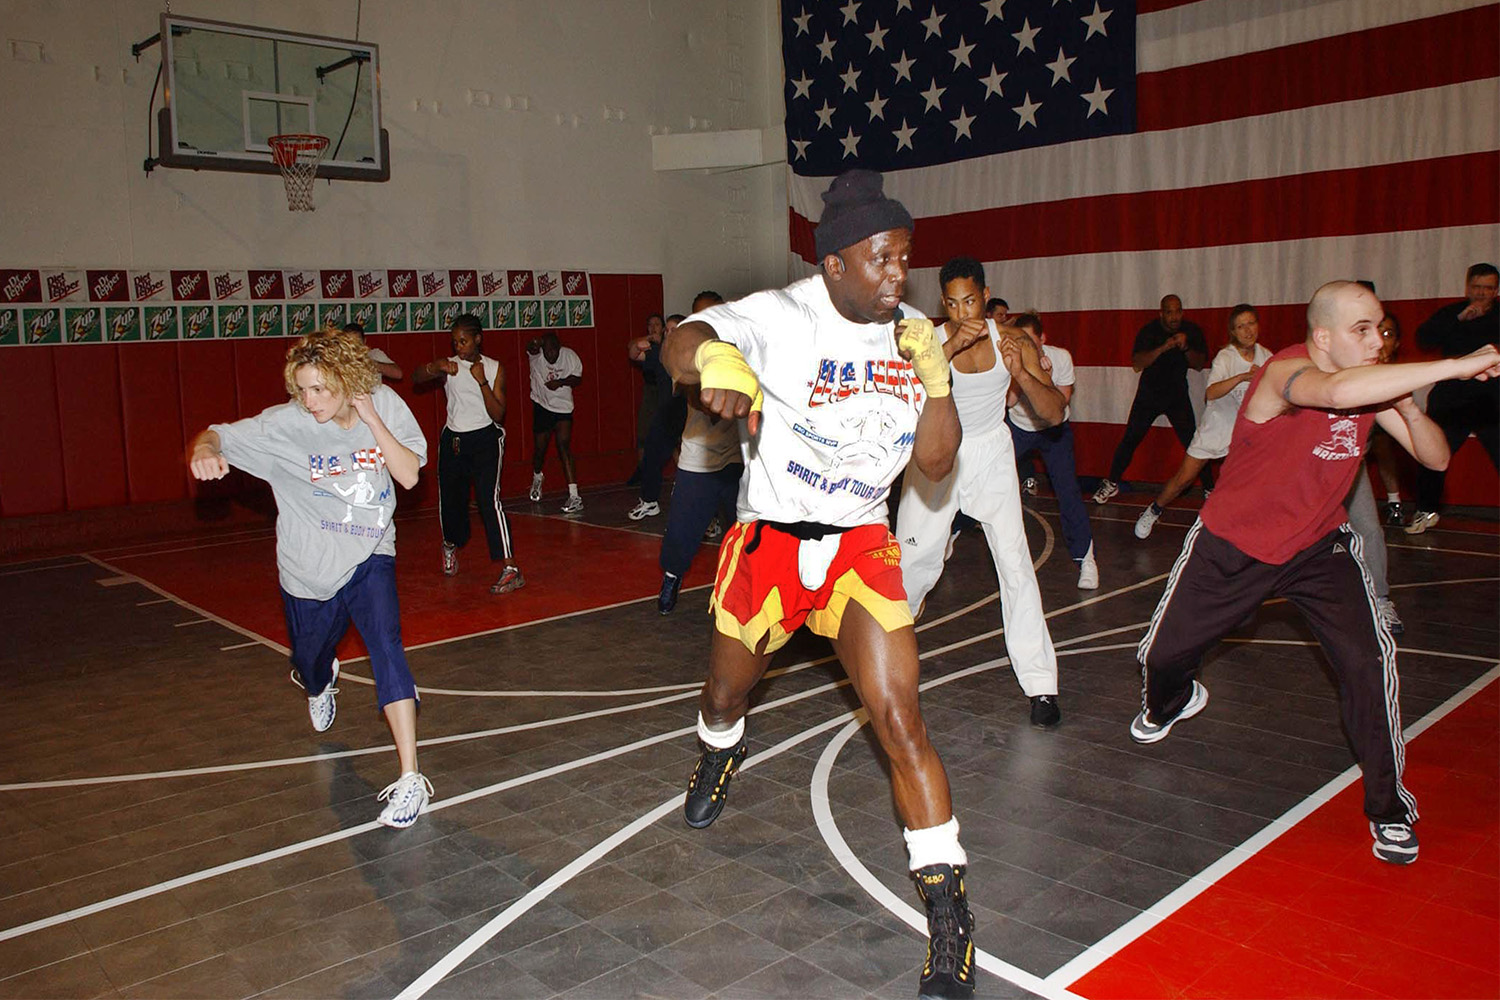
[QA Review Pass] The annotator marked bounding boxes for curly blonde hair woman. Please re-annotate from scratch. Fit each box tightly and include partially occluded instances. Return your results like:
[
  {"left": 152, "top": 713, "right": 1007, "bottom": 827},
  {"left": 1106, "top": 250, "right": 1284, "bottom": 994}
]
[{"left": 186, "top": 330, "right": 435, "bottom": 828}]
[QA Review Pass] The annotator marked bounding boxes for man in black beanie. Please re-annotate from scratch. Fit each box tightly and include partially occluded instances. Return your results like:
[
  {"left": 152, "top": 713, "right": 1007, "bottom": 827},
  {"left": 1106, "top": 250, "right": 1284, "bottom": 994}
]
[{"left": 662, "top": 169, "right": 978, "bottom": 1000}]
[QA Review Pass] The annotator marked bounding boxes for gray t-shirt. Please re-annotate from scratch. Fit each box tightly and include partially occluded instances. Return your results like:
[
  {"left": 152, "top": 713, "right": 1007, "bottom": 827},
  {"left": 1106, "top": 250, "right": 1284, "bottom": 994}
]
[{"left": 212, "top": 385, "right": 428, "bottom": 600}]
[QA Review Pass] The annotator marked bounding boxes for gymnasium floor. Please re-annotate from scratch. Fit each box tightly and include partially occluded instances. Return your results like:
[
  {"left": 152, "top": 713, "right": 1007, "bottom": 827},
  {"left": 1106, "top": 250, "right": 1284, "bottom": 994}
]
[{"left": 2, "top": 484, "right": 1496, "bottom": 1000}]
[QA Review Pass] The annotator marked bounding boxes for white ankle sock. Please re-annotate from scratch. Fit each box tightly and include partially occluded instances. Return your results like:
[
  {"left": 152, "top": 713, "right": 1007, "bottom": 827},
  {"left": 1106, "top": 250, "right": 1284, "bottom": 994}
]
[
  {"left": 697, "top": 712, "right": 744, "bottom": 749},
  {"left": 568, "top": 483, "right": 580, "bottom": 498},
  {"left": 904, "top": 816, "right": 967, "bottom": 870}
]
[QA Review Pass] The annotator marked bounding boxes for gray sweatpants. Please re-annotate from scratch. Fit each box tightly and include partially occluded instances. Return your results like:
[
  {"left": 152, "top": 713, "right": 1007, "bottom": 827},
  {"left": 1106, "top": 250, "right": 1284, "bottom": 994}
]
[{"left": 1345, "top": 473, "right": 1389, "bottom": 601}]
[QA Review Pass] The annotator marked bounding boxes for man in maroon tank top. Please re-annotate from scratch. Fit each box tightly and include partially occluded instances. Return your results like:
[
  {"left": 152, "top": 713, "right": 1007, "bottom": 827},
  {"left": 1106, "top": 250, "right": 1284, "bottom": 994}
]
[{"left": 1131, "top": 281, "right": 1500, "bottom": 865}]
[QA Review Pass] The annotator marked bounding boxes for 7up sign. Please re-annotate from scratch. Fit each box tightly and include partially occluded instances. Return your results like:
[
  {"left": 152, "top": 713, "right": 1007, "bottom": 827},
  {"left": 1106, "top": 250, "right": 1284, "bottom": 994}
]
[
  {"left": 216, "top": 304, "right": 249, "bottom": 338},
  {"left": 182, "top": 304, "right": 214, "bottom": 340},
  {"left": 105, "top": 306, "right": 141, "bottom": 342},
  {"left": 65, "top": 306, "right": 103, "bottom": 343},
  {"left": 0, "top": 308, "right": 17, "bottom": 345}
]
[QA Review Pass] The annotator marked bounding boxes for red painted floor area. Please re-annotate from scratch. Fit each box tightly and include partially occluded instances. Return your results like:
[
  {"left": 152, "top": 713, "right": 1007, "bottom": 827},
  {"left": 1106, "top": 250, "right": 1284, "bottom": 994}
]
[
  {"left": 101, "top": 512, "right": 719, "bottom": 657},
  {"left": 1071, "top": 679, "right": 1500, "bottom": 1000}
]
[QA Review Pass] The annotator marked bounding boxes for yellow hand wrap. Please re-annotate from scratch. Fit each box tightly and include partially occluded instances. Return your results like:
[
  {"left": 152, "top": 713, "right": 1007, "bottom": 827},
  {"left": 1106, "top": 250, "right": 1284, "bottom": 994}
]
[
  {"left": 693, "top": 339, "right": 764, "bottom": 416},
  {"left": 897, "top": 317, "right": 951, "bottom": 398}
]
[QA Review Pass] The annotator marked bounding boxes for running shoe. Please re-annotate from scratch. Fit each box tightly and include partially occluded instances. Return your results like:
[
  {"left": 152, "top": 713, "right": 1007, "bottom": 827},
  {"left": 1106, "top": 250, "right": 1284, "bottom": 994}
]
[
  {"left": 1383, "top": 500, "right": 1406, "bottom": 527},
  {"left": 561, "top": 494, "right": 584, "bottom": 514},
  {"left": 528, "top": 474, "right": 544, "bottom": 503},
  {"left": 627, "top": 500, "right": 660, "bottom": 520},
  {"left": 1129, "top": 680, "right": 1209, "bottom": 744},
  {"left": 1404, "top": 510, "right": 1439, "bottom": 535},
  {"left": 441, "top": 543, "right": 458, "bottom": 577},
  {"left": 1369, "top": 821, "right": 1419, "bottom": 865},
  {"left": 1020, "top": 477, "right": 1038, "bottom": 497},
  {"left": 1077, "top": 544, "right": 1099, "bottom": 590},
  {"left": 490, "top": 565, "right": 525, "bottom": 595},
  {"left": 1091, "top": 479, "right": 1119, "bottom": 504},
  {"left": 293, "top": 659, "right": 340, "bottom": 733},
  {"left": 1377, "top": 597, "right": 1404, "bottom": 637},
  {"left": 1134, "top": 503, "right": 1162, "bottom": 539},
  {"left": 1029, "top": 695, "right": 1061, "bottom": 729},
  {"left": 684, "top": 737, "right": 747, "bottom": 829},
  {"left": 377, "top": 771, "right": 433, "bottom": 829},
  {"left": 915, "top": 864, "right": 977, "bottom": 999},
  {"left": 657, "top": 573, "right": 681, "bottom": 614}
]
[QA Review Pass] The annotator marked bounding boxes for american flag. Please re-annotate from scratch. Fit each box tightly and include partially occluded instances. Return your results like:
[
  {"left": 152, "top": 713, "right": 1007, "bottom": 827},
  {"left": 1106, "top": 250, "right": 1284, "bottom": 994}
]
[{"left": 781, "top": 0, "right": 1499, "bottom": 482}]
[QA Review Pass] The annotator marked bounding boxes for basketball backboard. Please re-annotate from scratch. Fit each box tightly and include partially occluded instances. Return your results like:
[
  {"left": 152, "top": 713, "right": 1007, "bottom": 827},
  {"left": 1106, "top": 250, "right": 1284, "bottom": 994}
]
[{"left": 151, "top": 14, "right": 388, "bottom": 182}]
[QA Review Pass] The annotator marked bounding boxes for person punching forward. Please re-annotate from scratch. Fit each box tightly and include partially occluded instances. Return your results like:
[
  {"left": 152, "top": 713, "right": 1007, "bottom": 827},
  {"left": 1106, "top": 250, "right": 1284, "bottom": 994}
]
[{"left": 661, "top": 169, "right": 979, "bottom": 1000}]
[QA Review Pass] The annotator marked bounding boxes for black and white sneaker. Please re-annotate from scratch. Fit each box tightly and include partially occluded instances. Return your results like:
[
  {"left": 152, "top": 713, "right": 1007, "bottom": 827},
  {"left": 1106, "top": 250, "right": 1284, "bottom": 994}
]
[
  {"left": 1020, "top": 476, "right": 1038, "bottom": 497},
  {"left": 684, "top": 737, "right": 747, "bottom": 829},
  {"left": 1370, "top": 821, "right": 1419, "bottom": 865},
  {"left": 1091, "top": 478, "right": 1119, "bottom": 504},
  {"left": 1130, "top": 680, "right": 1208, "bottom": 744},
  {"left": 1029, "top": 695, "right": 1061, "bottom": 729},
  {"left": 915, "top": 864, "right": 977, "bottom": 999}
]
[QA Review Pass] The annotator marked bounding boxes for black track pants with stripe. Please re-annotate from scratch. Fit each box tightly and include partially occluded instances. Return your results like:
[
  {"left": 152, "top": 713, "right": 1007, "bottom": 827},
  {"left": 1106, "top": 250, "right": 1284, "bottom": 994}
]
[
  {"left": 1137, "top": 521, "right": 1415, "bottom": 825},
  {"left": 438, "top": 425, "right": 513, "bottom": 561}
]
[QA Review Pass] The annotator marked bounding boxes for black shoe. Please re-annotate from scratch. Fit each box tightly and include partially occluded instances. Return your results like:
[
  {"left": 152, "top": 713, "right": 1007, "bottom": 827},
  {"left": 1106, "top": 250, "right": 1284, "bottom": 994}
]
[
  {"left": 915, "top": 864, "right": 977, "bottom": 999},
  {"left": 1030, "top": 695, "right": 1061, "bottom": 729},
  {"left": 657, "top": 573, "right": 682, "bottom": 615},
  {"left": 684, "top": 738, "right": 747, "bottom": 829}
]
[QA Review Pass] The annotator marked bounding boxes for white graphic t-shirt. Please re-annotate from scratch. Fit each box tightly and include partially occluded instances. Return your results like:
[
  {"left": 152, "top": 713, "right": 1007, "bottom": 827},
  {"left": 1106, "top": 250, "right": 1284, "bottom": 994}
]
[
  {"left": 688, "top": 275, "right": 926, "bottom": 528},
  {"left": 1196, "top": 343, "right": 1273, "bottom": 451},
  {"left": 529, "top": 347, "right": 583, "bottom": 413}
]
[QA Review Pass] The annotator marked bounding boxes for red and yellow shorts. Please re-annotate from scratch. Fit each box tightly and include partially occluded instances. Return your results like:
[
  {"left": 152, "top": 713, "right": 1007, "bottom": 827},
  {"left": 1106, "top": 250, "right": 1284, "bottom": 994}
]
[{"left": 710, "top": 521, "right": 913, "bottom": 654}]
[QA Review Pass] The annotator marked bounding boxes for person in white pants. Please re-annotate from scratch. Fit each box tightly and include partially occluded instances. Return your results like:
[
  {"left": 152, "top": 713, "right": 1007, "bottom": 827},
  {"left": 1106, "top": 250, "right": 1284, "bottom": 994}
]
[{"left": 897, "top": 257, "right": 1068, "bottom": 728}]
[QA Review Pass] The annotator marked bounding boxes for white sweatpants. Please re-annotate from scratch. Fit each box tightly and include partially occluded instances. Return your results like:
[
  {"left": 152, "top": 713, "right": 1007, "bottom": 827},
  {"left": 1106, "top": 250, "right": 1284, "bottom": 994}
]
[{"left": 896, "top": 423, "right": 1059, "bottom": 697}]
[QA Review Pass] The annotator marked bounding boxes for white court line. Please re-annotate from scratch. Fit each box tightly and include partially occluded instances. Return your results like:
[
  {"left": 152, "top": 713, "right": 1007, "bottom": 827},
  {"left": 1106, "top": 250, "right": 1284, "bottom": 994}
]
[
  {"left": 81, "top": 554, "right": 288, "bottom": 654},
  {"left": 1043, "top": 658, "right": 1500, "bottom": 988},
  {"left": 173, "top": 618, "right": 212, "bottom": 628},
  {"left": 95, "top": 576, "right": 134, "bottom": 587},
  {"left": 135, "top": 598, "right": 171, "bottom": 606},
  {"left": 0, "top": 560, "right": 90, "bottom": 577},
  {"left": 395, "top": 632, "right": 1148, "bottom": 1000},
  {"left": 219, "top": 640, "right": 262, "bottom": 651}
]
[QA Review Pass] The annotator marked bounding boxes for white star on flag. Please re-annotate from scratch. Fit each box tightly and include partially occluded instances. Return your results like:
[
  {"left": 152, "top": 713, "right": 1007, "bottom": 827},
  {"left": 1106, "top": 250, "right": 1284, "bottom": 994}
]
[
  {"left": 1080, "top": 78, "right": 1113, "bottom": 116},
  {"left": 980, "top": 64, "right": 1008, "bottom": 98},
  {"left": 866, "top": 22, "right": 888, "bottom": 51},
  {"left": 921, "top": 79, "right": 947, "bottom": 111},
  {"left": 950, "top": 36, "right": 975, "bottom": 69},
  {"left": 791, "top": 137, "right": 810, "bottom": 159},
  {"left": 1081, "top": 2, "right": 1111, "bottom": 39},
  {"left": 816, "top": 33, "right": 837, "bottom": 62},
  {"left": 922, "top": 10, "right": 946, "bottom": 39},
  {"left": 981, "top": 0, "right": 1007, "bottom": 22},
  {"left": 893, "top": 118, "right": 916, "bottom": 150},
  {"left": 950, "top": 107, "right": 976, "bottom": 140},
  {"left": 792, "top": 10, "right": 811, "bottom": 35},
  {"left": 840, "top": 127, "right": 861, "bottom": 158},
  {"left": 1013, "top": 92, "right": 1041, "bottom": 128},
  {"left": 841, "top": 0, "right": 861, "bottom": 25},
  {"left": 894, "top": 0, "right": 912, "bottom": 10},
  {"left": 1046, "top": 48, "right": 1076, "bottom": 85},
  {"left": 815, "top": 100, "right": 836, "bottom": 129},
  {"left": 866, "top": 90, "right": 889, "bottom": 120},
  {"left": 893, "top": 51, "right": 916, "bottom": 82},
  {"left": 840, "top": 63, "right": 862, "bottom": 92},
  {"left": 1013, "top": 18, "right": 1041, "bottom": 53},
  {"left": 791, "top": 73, "right": 813, "bottom": 99}
]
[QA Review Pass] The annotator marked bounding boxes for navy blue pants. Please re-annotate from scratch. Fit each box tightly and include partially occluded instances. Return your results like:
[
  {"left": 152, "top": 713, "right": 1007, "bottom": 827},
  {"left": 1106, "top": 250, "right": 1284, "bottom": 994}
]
[
  {"left": 281, "top": 554, "right": 418, "bottom": 709},
  {"left": 659, "top": 464, "right": 743, "bottom": 578},
  {"left": 1007, "top": 418, "right": 1094, "bottom": 562},
  {"left": 640, "top": 397, "right": 689, "bottom": 504}
]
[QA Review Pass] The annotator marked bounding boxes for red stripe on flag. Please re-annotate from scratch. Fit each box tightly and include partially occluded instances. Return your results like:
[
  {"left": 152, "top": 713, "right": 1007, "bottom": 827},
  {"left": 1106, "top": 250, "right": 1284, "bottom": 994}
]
[
  {"left": 1137, "top": 6, "right": 1500, "bottom": 132},
  {"left": 1029, "top": 298, "right": 1457, "bottom": 368},
  {"left": 1137, "top": 0, "right": 1202, "bottom": 10},
  {"left": 789, "top": 153, "right": 1499, "bottom": 267}
]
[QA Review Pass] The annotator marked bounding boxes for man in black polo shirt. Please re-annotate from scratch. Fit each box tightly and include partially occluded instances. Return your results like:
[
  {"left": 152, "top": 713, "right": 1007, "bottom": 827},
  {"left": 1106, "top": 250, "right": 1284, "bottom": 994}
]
[{"left": 1093, "top": 293, "right": 1210, "bottom": 503}]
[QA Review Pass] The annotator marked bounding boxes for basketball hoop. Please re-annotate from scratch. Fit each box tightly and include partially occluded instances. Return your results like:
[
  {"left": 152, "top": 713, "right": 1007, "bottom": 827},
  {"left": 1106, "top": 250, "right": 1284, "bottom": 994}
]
[{"left": 268, "top": 134, "right": 330, "bottom": 211}]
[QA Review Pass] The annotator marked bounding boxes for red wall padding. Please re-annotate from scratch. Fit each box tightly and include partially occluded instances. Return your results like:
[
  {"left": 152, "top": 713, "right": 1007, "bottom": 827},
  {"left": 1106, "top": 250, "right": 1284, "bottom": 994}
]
[
  {"left": 119, "top": 343, "right": 187, "bottom": 503},
  {"left": 55, "top": 346, "right": 130, "bottom": 510},
  {"left": 0, "top": 347, "right": 67, "bottom": 515}
]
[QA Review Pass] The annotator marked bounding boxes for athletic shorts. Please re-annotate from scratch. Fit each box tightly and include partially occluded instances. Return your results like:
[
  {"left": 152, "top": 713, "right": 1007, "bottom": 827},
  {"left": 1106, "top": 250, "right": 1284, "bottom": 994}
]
[
  {"left": 532, "top": 401, "right": 573, "bottom": 433},
  {"left": 711, "top": 521, "right": 913, "bottom": 654}
]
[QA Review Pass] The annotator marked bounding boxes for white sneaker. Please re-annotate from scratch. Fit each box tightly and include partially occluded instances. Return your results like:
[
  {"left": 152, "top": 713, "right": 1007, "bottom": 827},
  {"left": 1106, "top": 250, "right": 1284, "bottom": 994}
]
[
  {"left": 376, "top": 771, "right": 433, "bottom": 829},
  {"left": 561, "top": 494, "right": 584, "bottom": 514},
  {"left": 1404, "top": 511, "right": 1439, "bottom": 535},
  {"left": 1092, "top": 479, "right": 1119, "bottom": 504},
  {"left": 293, "top": 659, "right": 340, "bottom": 733},
  {"left": 1377, "top": 597, "right": 1404, "bottom": 637},
  {"left": 1135, "top": 504, "right": 1161, "bottom": 539},
  {"left": 1021, "top": 477, "right": 1038, "bottom": 497},
  {"left": 1077, "top": 544, "right": 1099, "bottom": 589},
  {"left": 627, "top": 500, "right": 660, "bottom": 520},
  {"left": 528, "top": 475, "right": 543, "bottom": 503}
]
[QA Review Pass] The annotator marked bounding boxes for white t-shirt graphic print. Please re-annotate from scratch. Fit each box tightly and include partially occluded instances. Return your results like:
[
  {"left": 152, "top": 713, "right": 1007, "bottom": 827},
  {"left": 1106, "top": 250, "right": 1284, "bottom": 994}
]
[{"left": 687, "top": 276, "right": 926, "bottom": 529}]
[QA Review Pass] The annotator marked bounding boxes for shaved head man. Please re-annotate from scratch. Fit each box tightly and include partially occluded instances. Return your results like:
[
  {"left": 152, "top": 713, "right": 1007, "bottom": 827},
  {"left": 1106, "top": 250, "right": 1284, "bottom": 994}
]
[{"left": 1131, "top": 278, "right": 1500, "bottom": 867}]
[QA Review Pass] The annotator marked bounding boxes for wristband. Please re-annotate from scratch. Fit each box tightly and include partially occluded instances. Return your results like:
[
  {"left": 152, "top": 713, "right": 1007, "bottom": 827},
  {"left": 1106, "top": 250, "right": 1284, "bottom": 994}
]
[
  {"left": 897, "top": 318, "right": 951, "bottom": 398},
  {"left": 694, "top": 339, "right": 763, "bottom": 417}
]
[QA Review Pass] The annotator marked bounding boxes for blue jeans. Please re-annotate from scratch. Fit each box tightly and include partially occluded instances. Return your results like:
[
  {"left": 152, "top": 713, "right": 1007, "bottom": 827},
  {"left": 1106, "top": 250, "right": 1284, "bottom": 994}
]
[
  {"left": 1007, "top": 418, "right": 1094, "bottom": 561},
  {"left": 659, "top": 464, "right": 743, "bottom": 578},
  {"left": 281, "top": 554, "right": 417, "bottom": 709}
]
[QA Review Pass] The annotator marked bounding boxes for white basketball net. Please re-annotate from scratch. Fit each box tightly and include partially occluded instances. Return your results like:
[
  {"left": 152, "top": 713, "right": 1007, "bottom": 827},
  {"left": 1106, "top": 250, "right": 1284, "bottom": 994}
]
[{"left": 268, "top": 134, "right": 330, "bottom": 212}]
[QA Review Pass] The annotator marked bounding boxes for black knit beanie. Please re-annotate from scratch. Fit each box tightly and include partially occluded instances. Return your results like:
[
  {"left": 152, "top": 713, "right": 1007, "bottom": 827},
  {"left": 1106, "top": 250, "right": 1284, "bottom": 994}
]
[{"left": 814, "top": 169, "right": 914, "bottom": 260}]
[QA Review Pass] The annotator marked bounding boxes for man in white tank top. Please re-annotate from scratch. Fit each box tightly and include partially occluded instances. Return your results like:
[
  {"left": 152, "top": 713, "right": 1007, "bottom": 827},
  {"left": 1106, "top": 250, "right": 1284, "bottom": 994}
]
[
  {"left": 896, "top": 257, "right": 1068, "bottom": 728},
  {"left": 412, "top": 314, "right": 525, "bottom": 594}
]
